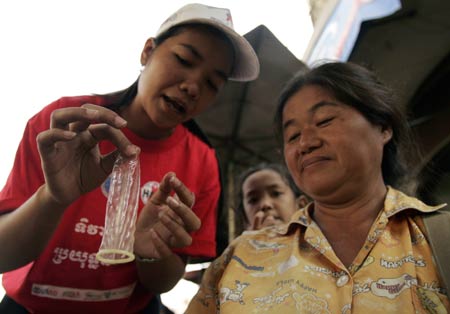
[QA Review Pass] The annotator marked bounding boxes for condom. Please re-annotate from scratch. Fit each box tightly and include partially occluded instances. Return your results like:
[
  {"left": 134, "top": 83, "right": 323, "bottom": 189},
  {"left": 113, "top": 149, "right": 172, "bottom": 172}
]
[{"left": 96, "top": 153, "right": 140, "bottom": 264}]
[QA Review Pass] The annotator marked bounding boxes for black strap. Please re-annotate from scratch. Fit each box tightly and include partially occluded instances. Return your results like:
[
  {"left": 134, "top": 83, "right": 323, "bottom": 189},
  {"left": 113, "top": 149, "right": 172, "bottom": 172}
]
[
  {"left": 422, "top": 211, "right": 450, "bottom": 299},
  {"left": 0, "top": 295, "right": 28, "bottom": 313}
]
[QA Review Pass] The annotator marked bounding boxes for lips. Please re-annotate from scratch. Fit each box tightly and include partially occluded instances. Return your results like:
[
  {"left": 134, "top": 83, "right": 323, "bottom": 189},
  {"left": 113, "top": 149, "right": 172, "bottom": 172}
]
[
  {"left": 162, "top": 95, "right": 187, "bottom": 115},
  {"left": 301, "top": 156, "right": 330, "bottom": 171}
]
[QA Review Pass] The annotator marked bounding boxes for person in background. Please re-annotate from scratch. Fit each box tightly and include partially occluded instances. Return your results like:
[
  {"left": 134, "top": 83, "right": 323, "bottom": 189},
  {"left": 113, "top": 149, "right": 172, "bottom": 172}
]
[
  {"left": 234, "top": 162, "right": 308, "bottom": 235},
  {"left": 0, "top": 3, "right": 259, "bottom": 313},
  {"left": 185, "top": 61, "right": 449, "bottom": 313}
]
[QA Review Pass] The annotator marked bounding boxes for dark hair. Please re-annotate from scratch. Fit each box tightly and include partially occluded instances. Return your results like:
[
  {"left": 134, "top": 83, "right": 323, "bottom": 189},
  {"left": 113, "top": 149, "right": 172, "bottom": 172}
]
[
  {"left": 274, "top": 61, "right": 419, "bottom": 192},
  {"left": 99, "top": 23, "right": 234, "bottom": 111},
  {"left": 233, "top": 162, "right": 301, "bottom": 236}
]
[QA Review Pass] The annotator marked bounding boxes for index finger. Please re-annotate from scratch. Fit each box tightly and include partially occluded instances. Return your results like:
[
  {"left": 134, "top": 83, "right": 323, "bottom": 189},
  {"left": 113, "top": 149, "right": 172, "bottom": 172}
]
[
  {"left": 250, "top": 212, "right": 264, "bottom": 230},
  {"left": 50, "top": 105, "right": 127, "bottom": 130},
  {"left": 169, "top": 176, "right": 195, "bottom": 209},
  {"left": 149, "top": 172, "right": 176, "bottom": 206}
]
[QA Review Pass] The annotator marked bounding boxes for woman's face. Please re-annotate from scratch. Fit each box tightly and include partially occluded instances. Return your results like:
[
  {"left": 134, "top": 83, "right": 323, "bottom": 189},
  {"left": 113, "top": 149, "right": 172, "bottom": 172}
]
[
  {"left": 136, "top": 26, "right": 233, "bottom": 132},
  {"left": 282, "top": 85, "right": 392, "bottom": 202},
  {"left": 242, "top": 169, "right": 298, "bottom": 229}
]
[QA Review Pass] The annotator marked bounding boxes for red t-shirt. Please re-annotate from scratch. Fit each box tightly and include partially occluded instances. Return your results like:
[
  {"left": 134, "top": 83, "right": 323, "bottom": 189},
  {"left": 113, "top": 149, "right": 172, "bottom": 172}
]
[{"left": 0, "top": 96, "right": 221, "bottom": 313}]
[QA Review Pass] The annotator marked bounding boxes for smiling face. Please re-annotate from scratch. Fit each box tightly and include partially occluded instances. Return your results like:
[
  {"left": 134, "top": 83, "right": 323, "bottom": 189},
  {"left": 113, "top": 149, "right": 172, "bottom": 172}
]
[
  {"left": 282, "top": 84, "right": 392, "bottom": 202},
  {"left": 242, "top": 169, "right": 298, "bottom": 229},
  {"left": 131, "top": 25, "right": 233, "bottom": 138}
]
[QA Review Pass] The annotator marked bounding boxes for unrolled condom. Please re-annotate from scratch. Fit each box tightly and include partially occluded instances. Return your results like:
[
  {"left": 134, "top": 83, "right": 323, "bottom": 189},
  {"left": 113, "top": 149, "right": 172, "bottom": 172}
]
[{"left": 96, "top": 153, "right": 141, "bottom": 264}]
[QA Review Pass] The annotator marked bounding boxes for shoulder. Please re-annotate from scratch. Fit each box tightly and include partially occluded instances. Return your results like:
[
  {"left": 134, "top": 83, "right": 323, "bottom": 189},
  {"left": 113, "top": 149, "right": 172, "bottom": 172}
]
[
  {"left": 51, "top": 95, "right": 107, "bottom": 109},
  {"left": 31, "top": 95, "right": 104, "bottom": 120},
  {"left": 384, "top": 187, "right": 447, "bottom": 217}
]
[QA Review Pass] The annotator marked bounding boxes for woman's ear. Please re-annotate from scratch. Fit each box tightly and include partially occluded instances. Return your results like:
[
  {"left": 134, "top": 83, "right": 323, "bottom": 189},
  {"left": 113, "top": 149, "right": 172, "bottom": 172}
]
[
  {"left": 296, "top": 195, "right": 309, "bottom": 209},
  {"left": 381, "top": 126, "right": 393, "bottom": 145},
  {"left": 140, "top": 38, "right": 156, "bottom": 66}
]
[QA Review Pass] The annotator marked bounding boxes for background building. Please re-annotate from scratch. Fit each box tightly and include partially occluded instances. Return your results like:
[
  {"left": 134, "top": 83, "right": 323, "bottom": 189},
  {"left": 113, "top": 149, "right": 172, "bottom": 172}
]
[{"left": 306, "top": 0, "right": 450, "bottom": 205}]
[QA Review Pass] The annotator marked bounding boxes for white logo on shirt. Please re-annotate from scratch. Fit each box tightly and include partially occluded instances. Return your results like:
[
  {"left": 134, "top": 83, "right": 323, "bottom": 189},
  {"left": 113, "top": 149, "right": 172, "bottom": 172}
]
[{"left": 141, "top": 181, "right": 159, "bottom": 204}]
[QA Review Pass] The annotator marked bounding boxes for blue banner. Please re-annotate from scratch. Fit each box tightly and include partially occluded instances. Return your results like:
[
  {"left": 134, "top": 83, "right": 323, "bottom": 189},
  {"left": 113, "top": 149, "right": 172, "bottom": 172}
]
[{"left": 305, "top": 0, "right": 401, "bottom": 65}]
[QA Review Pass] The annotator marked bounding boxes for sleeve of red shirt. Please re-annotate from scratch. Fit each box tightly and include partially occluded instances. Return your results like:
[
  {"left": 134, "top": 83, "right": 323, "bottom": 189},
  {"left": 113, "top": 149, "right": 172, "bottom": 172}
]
[
  {"left": 0, "top": 99, "right": 68, "bottom": 212},
  {"left": 0, "top": 96, "right": 105, "bottom": 213}
]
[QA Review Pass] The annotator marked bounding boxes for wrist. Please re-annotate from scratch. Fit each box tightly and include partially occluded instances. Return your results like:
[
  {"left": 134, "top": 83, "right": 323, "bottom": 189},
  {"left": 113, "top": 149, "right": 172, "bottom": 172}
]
[
  {"left": 135, "top": 254, "right": 161, "bottom": 264},
  {"left": 37, "top": 185, "right": 69, "bottom": 212}
]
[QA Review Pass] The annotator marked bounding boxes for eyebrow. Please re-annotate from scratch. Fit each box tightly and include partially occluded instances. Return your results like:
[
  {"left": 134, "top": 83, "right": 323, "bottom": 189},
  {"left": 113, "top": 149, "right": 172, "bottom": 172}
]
[
  {"left": 245, "top": 184, "right": 284, "bottom": 196},
  {"left": 282, "top": 100, "right": 340, "bottom": 131},
  {"left": 180, "top": 43, "right": 228, "bottom": 81}
]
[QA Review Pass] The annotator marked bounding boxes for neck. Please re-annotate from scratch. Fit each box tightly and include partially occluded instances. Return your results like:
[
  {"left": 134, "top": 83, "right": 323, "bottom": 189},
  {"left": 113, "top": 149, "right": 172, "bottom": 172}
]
[
  {"left": 312, "top": 182, "right": 387, "bottom": 229},
  {"left": 310, "top": 181, "right": 388, "bottom": 268}
]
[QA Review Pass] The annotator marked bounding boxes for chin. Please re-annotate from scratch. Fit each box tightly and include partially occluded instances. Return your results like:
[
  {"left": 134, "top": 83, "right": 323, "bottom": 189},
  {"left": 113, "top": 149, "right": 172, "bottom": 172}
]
[{"left": 302, "top": 181, "right": 341, "bottom": 200}]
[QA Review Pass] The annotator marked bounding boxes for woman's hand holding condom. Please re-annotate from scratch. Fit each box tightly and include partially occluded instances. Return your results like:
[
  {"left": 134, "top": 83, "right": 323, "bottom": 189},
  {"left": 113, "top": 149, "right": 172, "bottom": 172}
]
[
  {"left": 134, "top": 172, "right": 200, "bottom": 261},
  {"left": 36, "top": 104, "right": 139, "bottom": 208}
]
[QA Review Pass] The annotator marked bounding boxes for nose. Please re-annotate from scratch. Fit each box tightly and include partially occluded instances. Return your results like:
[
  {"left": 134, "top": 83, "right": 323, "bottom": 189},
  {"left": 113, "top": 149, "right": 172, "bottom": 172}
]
[
  {"left": 257, "top": 195, "right": 274, "bottom": 213},
  {"left": 299, "top": 127, "right": 321, "bottom": 154},
  {"left": 179, "top": 78, "right": 200, "bottom": 101}
]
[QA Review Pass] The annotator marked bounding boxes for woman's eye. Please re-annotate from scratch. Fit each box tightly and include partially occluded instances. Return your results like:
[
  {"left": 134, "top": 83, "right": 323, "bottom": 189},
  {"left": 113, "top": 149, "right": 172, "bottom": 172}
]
[
  {"left": 317, "top": 117, "right": 334, "bottom": 127},
  {"left": 206, "top": 79, "right": 218, "bottom": 92},
  {"left": 246, "top": 198, "right": 257, "bottom": 205},
  {"left": 175, "top": 54, "right": 192, "bottom": 67},
  {"left": 272, "top": 191, "right": 283, "bottom": 198},
  {"left": 287, "top": 132, "right": 300, "bottom": 143}
]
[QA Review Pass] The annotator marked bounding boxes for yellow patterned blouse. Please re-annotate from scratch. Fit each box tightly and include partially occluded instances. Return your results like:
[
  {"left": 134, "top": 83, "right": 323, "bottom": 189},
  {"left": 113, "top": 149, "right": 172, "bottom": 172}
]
[{"left": 186, "top": 187, "right": 449, "bottom": 313}]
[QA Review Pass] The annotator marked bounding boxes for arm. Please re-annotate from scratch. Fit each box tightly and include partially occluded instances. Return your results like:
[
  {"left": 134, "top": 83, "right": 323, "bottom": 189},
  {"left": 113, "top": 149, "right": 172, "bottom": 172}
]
[
  {"left": 185, "top": 240, "right": 237, "bottom": 314},
  {"left": 135, "top": 253, "right": 188, "bottom": 293},
  {"left": 0, "top": 104, "right": 138, "bottom": 273},
  {"left": 0, "top": 185, "right": 66, "bottom": 272}
]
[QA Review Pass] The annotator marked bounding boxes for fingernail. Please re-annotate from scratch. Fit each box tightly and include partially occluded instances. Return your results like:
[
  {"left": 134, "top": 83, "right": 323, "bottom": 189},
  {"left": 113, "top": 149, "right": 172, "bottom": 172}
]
[
  {"left": 167, "top": 196, "right": 179, "bottom": 207},
  {"left": 64, "top": 131, "right": 76, "bottom": 138},
  {"left": 115, "top": 116, "right": 127, "bottom": 127},
  {"left": 126, "top": 145, "right": 140, "bottom": 156},
  {"left": 169, "top": 176, "right": 180, "bottom": 187},
  {"left": 86, "top": 109, "right": 98, "bottom": 118}
]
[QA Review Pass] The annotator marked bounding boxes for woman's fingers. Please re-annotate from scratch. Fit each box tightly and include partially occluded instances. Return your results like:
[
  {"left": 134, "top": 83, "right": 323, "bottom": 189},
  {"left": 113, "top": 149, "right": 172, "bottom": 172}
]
[
  {"left": 160, "top": 209, "right": 194, "bottom": 247},
  {"left": 153, "top": 213, "right": 193, "bottom": 248},
  {"left": 88, "top": 123, "right": 139, "bottom": 158},
  {"left": 50, "top": 105, "right": 127, "bottom": 131},
  {"left": 71, "top": 104, "right": 127, "bottom": 133},
  {"left": 36, "top": 128, "right": 77, "bottom": 155},
  {"left": 148, "top": 229, "right": 173, "bottom": 259},
  {"left": 166, "top": 195, "right": 201, "bottom": 233},
  {"left": 149, "top": 173, "right": 175, "bottom": 207},
  {"left": 170, "top": 176, "right": 196, "bottom": 209},
  {"left": 138, "top": 173, "right": 199, "bottom": 252},
  {"left": 150, "top": 174, "right": 200, "bottom": 232}
]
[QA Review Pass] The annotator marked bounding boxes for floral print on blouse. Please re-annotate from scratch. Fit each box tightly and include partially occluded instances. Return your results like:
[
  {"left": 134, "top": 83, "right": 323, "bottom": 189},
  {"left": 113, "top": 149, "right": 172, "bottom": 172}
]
[{"left": 186, "top": 187, "right": 449, "bottom": 314}]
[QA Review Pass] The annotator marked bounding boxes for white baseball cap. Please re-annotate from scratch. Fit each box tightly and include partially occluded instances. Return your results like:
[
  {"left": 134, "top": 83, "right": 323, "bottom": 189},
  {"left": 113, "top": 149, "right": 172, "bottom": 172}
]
[{"left": 156, "top": 3, "right": 260, "bottom": 82}]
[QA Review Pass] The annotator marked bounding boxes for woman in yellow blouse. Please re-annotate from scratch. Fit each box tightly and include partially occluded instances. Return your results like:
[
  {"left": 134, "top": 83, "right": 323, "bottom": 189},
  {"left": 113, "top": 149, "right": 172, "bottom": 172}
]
[{"left": 185, "top": 61, "right": 449, "bottom": 313}]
